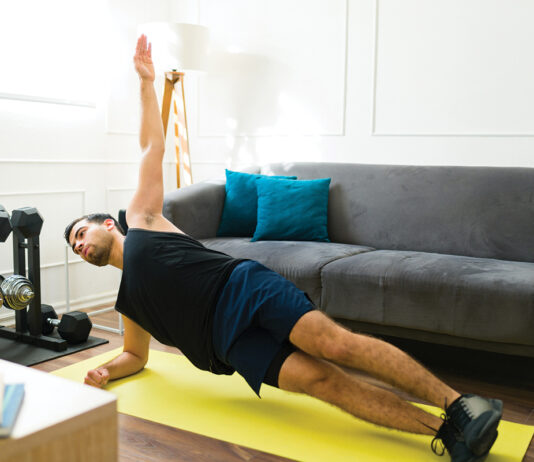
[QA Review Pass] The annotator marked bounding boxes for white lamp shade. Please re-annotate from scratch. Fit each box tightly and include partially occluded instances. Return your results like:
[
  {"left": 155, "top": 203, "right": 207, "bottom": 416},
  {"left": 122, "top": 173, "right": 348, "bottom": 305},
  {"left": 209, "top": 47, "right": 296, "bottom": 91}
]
[{"left": 137, "top": 22, "right": 210, "bottom": 72}]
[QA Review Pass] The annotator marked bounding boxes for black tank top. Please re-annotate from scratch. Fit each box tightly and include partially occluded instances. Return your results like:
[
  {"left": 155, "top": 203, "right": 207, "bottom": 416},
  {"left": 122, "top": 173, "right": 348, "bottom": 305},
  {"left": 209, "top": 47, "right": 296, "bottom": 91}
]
[{"left": 115, "top": 228, "right": 245, "bottom": 374}]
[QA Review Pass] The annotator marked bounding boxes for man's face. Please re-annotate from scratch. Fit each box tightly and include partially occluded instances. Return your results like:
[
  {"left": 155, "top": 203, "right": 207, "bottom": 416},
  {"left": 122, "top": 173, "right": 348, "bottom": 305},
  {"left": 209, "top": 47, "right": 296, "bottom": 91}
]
[{"left": 69, "top": 219, "right": 114, "bottom": 267}]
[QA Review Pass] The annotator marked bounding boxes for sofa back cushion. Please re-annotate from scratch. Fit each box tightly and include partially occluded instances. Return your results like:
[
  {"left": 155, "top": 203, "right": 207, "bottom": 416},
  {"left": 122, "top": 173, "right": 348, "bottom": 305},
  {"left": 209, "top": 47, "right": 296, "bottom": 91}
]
[
  {"left": 261, "top": 162, "right": 534, "bottom": 263},
  {"left": 252, "top": 177, "right": 331, "bottom": 242}
]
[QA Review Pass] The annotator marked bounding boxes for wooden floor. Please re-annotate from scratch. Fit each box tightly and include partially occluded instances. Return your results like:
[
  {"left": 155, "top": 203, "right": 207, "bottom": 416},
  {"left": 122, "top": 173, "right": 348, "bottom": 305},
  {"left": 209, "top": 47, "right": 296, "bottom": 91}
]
[{"left": 31, "top": 305, "right": 534, "bottom": 462}]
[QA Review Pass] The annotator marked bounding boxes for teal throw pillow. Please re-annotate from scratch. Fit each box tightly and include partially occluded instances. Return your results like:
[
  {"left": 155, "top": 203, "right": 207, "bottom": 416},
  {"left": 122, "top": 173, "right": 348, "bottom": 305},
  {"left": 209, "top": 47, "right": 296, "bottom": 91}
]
[
  {"left": 252, "top": 177, "right": 331, "bottom": 242},
  {"left": 217, "top": 170, "right": 297, "bottom": 237}
]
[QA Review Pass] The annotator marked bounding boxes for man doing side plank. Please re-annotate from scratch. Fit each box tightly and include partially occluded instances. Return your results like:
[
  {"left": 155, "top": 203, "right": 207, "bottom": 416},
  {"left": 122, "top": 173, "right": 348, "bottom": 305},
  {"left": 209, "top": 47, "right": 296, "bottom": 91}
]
[{"left": 65, "top": 35, "right": 502, "bottom": 462}]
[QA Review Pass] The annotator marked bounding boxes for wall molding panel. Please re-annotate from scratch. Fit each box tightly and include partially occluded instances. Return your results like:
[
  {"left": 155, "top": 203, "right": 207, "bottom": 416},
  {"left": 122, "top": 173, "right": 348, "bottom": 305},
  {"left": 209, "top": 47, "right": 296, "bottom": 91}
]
[
  {"left": 105, "top": 187, "right": 136, "bottom": 213},
  {"left": 371, "top": 0, "right": 534, "bottom": 137},
  {"left": 0, "top": 189, "right": 89, "bottom": 320},
  {"left": 0, "top": 189, "right": 86, "bottom": 197},
  {"left": 197, "top": 0, "right": 349, "bottom": 138},
  {"left": 0, "top": 189, "right": 86, "bottom": 285},
  {"left": 0, "top": 257, "right": 84, "bottom": 277},
  {"left": 0, "top": 92, "right": 96, "bottom": 108},
  {"left": 0, "top": 189, "right": 87, "bottom": 221}
]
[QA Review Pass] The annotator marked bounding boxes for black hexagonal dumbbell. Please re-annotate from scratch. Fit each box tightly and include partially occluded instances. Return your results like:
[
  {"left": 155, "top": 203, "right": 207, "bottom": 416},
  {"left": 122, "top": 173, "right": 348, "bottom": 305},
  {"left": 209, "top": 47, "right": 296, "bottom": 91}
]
[
  {"left": 0, "top": 204, "right": 12, "bottom": 242},
  {"left": 11, "top": 207, "right": 43, "bottom": 238},
  {"left": 41, "top": 304, "right": 92, "bottom": 344}
]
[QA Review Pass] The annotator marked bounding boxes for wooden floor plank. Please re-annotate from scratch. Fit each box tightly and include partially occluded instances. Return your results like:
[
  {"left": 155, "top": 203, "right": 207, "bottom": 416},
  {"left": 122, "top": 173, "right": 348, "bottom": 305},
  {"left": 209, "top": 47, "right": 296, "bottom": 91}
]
[
  {"left": 119, "top": 414, "right": 295, "bottom": 462},
  {"left": 28, "top": 306, "right": 534, "bottom": 462}
]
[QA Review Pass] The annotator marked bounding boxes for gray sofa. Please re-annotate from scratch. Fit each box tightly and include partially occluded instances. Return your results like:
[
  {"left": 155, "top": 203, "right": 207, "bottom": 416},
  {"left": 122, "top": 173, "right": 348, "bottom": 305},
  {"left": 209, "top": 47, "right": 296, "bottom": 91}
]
[{"left": 163, "top": 162, "right": 534, "bottom": 358}]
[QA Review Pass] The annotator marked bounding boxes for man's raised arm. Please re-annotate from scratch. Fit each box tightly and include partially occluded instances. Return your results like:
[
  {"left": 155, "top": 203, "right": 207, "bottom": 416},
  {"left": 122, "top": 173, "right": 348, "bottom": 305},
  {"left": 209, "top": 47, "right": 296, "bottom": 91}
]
[{"left": 127, "top": 34, "right": 166, "bottom": 227}]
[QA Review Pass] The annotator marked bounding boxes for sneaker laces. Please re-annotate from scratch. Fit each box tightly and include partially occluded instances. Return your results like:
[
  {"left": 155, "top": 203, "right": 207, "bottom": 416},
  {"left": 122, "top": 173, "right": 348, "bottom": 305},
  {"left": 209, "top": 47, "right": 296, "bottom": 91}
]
[
  {"left": 428, "top": 397, "right": 454, "bottom": 457},
  {"left": 430, "top": 412, "right": 451, "bottom": 456}
]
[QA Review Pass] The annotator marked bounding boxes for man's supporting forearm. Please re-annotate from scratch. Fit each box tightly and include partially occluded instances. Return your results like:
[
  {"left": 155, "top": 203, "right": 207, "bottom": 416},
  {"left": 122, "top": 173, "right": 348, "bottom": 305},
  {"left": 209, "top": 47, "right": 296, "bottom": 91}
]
[
  {"left": 139, "top": 80, "right": 165, "bottom": 153},
  {"left": 97, "top": 351, "right": 147, "bottom": 381}
]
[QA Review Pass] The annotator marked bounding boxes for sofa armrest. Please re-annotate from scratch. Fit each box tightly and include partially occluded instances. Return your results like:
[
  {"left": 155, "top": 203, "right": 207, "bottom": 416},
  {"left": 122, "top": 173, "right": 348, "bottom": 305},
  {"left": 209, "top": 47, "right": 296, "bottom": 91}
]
[{"left": 162, "top": 180, "right": 226, "bottom": 239}]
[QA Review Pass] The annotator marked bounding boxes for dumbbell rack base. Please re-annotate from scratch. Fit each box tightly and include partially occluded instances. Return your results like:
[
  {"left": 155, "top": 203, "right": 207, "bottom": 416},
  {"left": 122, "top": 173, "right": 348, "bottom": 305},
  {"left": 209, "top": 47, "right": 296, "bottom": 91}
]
[
  {"left": 0, "top": 329, "right": 109, "bottom": 366},
  {"left": 0, "top": 326, "right": 68, "bottom": 351}
]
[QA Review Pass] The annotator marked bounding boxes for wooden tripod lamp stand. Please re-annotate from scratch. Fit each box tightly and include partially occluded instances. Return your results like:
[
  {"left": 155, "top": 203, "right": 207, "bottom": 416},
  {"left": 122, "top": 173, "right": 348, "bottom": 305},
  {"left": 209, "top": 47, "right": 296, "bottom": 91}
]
[
  {"left": 161, "top": 72, "right": 192, "bottom": 188},
  {"left": 139, "top": 22, "right": 210, "bottom": 189}
]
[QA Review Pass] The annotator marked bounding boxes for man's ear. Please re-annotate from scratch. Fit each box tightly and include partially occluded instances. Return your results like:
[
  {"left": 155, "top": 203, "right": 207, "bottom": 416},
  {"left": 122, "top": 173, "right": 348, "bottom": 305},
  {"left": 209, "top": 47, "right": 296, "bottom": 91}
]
[{"left": 104, "top": 219, "right": 115, "bottom": 231}]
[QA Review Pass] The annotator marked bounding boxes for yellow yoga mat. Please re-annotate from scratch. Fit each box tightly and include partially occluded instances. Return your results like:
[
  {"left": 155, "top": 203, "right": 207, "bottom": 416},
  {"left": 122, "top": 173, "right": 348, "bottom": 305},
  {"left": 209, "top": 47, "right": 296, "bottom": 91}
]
[{"left": 53, "top": 348, "right": 533, "bottom": 462}]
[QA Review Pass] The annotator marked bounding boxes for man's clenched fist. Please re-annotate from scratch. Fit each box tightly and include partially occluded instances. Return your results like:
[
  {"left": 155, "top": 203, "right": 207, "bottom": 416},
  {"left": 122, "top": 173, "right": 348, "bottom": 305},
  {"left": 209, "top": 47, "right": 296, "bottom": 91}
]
[{"left": 85, "top": 368, "right": 110, "bottom": 388}]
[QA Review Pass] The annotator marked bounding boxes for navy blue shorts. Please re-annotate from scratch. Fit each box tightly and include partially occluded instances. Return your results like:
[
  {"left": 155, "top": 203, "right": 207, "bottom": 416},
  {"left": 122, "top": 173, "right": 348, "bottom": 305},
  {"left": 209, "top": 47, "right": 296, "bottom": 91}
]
[{"left": 212, "top": 260, "right": 316, "bottom": 396}]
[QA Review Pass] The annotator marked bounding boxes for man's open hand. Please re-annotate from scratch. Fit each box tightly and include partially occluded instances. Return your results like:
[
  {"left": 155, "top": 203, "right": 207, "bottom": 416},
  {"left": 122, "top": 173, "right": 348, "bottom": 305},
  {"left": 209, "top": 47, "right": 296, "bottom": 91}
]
[{"left": 134, "top": 34, "right": 155, "bottom": 82}]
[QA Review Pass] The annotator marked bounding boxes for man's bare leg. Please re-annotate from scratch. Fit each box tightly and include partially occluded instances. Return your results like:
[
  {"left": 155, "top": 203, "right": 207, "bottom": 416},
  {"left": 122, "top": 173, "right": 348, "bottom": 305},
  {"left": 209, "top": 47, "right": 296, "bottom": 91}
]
[
  {"left": 289, "top": 311, "right": 460, "bottom": 410},
  {"left": 278, "top": 350, "right": 443, "bottom": 435}
]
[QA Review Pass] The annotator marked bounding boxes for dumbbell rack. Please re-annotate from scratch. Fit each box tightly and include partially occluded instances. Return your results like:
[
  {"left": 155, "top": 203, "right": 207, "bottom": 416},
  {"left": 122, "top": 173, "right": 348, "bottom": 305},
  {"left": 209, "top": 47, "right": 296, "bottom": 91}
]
[
  {"left": 0, "top": 206, "right": 108, "bottom": 365},
  {"left": 0, "top": 227, "right": 68, "bottom": 351}
]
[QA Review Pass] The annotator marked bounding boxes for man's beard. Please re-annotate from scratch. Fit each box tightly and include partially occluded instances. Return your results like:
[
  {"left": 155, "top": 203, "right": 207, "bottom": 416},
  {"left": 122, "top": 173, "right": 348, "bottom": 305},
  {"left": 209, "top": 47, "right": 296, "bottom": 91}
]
[{"left": 89, "top": 237, "right": 112, "bottom": 267}]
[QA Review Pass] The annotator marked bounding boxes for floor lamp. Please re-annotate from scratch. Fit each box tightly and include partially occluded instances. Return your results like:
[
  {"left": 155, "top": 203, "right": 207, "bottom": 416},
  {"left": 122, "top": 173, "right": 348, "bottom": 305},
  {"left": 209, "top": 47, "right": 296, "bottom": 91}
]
[
  {"left": 161, "top": 71, "right": 191, "bottom": 188},
  {"left": 139, "top": 22, "right": 209, "bottom": 188}
]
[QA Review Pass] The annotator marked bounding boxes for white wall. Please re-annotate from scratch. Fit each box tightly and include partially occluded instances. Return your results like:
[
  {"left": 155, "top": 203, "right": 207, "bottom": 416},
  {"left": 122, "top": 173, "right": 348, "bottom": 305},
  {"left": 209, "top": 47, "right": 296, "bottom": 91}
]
[
  {"left": 1, "top": 0, "right": 532, "bottom": 322},
  {"left": 190, "top": 0, "right": 534, "bottom": 180},
  {"left": 0, "top": 0, "right": 177, "bottom": 322}
]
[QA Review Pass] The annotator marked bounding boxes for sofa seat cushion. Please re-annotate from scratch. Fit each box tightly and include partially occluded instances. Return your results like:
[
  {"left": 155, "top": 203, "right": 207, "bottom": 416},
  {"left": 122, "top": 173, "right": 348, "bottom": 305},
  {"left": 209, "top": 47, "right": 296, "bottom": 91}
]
[
  {"left": 321, "top": 250, "right": 534, "bottom": 346},
  {"left": 200, "top": 237, "right": 375, "bottom": 306}
]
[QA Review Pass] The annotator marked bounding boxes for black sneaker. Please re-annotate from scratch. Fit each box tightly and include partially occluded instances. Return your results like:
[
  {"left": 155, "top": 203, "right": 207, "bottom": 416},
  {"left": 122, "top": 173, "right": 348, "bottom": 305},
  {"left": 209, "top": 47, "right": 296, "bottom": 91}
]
[
  {"left": 446, "top": 394, "right": 502, "bottom": 456},
  {"left": 432, "top": 419, "right": 497, "bottom": 462}
]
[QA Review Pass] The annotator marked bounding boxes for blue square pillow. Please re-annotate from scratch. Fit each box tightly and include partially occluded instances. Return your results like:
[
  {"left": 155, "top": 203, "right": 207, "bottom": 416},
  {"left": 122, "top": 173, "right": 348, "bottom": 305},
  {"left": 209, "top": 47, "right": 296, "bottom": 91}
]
[
  {"left": 252, "top": 177, "right": 331, "bottom": 242},
  {"left": 217, "top": 170, "right": 297, "bottom": 237}
]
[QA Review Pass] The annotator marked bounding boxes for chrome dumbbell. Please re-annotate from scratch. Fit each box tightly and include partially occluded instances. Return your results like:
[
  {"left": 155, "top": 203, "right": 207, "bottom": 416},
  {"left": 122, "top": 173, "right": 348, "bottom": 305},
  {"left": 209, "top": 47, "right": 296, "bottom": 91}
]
[{"left": 0, "top": 275, "right": 35, "bottom": 310}]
